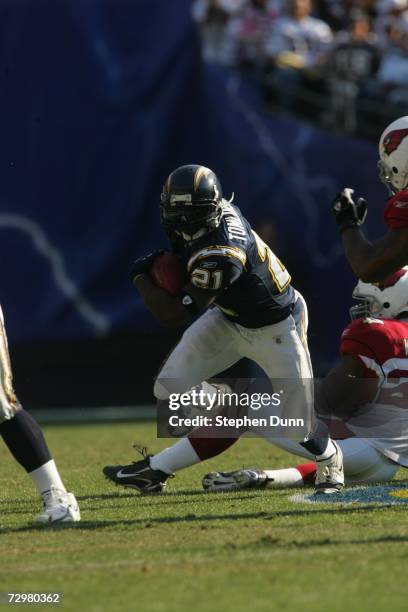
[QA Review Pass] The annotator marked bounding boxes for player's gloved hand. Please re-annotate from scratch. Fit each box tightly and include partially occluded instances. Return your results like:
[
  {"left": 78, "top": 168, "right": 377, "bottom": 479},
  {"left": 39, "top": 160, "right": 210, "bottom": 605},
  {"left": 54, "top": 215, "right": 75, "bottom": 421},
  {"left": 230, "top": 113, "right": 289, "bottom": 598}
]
[
  {"left": 130, "top": 250, "right": 164, "bottom": 283},
  {"left": 331, "top": 188, "right": 368, "bottom": 233}
]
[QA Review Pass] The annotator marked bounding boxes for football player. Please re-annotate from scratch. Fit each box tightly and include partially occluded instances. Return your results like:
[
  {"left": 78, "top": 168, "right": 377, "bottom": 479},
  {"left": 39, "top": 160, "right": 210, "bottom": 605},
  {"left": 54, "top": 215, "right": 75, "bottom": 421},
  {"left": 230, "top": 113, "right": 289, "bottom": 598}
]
[
  {"left": 332, "top": 116, "right": 408, "bottom": 282},
  {"left": 203, "top": 268, "right": 408, "bottom": 492},
  {"left": 104, "top": 164, "right": 343, "bottom": 494},
  {"left": 0, "top": 306, "right": 80, "bottom": 523}
]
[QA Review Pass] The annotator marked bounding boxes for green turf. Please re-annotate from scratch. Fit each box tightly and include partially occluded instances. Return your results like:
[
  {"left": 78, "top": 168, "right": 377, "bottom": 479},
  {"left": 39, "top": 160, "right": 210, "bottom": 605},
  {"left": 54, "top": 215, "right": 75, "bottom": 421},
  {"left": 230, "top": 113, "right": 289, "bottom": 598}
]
[{"left": 0, "top": 421, "right": 407, "bottom": 612}]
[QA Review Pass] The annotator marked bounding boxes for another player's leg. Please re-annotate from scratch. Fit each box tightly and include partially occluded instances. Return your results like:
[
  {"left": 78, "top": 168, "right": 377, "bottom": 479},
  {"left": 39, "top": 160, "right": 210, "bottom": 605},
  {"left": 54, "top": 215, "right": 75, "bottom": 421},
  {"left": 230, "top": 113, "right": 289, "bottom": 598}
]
[
  {"left": 0, "top": 309, "right": 79, "bottom": 523},
  {"left": 202, "top": 462, "right": 316, "bottom": 492},
  {"left": 103, "top": 308, "right": 241, "bottom": 492},
  {"left": 0, "top": 410, "right": 80, "bottom": 523},
  {"left": 203, "top": 438, "right": 397, "bottom": 492}
]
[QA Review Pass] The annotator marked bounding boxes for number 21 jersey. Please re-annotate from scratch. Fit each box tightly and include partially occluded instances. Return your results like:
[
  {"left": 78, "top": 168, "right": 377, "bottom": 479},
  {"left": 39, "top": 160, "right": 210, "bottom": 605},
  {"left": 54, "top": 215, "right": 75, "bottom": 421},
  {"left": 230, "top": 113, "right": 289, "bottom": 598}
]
[{"left": 179, "top": 203, "right": 295, "bottom": 328}]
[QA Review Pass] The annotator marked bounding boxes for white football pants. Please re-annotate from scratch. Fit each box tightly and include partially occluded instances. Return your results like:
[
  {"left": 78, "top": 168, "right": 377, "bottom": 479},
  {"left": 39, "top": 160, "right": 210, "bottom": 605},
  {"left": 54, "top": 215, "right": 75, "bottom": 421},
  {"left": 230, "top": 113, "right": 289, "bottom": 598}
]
[
  {"left": 154, "top": 291, "right": 313, "bottom": 439},
  {"left": 0, "top": 307, "right": 21, "bottom": 423}
]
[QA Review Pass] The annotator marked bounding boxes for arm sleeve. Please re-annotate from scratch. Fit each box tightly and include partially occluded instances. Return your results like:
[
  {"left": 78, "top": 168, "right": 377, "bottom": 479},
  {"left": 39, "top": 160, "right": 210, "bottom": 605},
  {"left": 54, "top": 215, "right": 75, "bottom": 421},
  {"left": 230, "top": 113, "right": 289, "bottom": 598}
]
[
  {"left": 187, "top": 244, "right": 246, "bottom": 292},
  {"left": 189, "top": 256, "right": 244, "bottom": 292}
]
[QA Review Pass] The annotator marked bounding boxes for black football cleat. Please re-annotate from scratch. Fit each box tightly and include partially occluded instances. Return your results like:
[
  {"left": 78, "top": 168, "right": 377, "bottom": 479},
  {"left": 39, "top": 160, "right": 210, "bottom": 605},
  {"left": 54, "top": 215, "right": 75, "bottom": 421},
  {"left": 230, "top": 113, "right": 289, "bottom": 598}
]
[{"left": 103, "top": 455, "right": 171, "bottom": 494}]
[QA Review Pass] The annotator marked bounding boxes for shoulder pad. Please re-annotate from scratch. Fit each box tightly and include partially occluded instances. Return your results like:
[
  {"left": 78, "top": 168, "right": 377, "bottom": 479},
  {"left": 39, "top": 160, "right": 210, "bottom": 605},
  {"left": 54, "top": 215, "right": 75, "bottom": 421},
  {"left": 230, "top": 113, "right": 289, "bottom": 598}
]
[
  {"left": 187, "top": 245, "right": 247, "bottom": 272},
  {"left": 340, "top": 317, "right": 403, "bottom": 367}
]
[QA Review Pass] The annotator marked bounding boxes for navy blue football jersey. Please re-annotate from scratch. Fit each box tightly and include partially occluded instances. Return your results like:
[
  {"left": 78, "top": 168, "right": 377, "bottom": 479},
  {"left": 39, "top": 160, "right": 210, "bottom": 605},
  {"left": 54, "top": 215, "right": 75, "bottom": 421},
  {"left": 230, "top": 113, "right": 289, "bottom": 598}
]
[{"left": 173, "top": 203, "right": 295, "bottom": 328}]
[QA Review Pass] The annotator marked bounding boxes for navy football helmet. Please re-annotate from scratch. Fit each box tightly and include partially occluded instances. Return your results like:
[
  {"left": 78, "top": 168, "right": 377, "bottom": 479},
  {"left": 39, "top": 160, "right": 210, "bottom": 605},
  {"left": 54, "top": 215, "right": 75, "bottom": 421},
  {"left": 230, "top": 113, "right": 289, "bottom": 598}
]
[{"left": 160, "top": 164, "right": 223, "bottom": 241}]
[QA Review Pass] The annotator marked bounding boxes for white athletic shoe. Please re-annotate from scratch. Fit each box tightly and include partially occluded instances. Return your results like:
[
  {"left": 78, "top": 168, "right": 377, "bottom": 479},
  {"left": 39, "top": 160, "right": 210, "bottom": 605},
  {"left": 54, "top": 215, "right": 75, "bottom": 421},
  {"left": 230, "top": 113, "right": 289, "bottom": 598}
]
[
  {"left": 314, "top": 441, "right": 344, "bottom": 494},
  {"left": 202, "top": 469, "right": 268, "bottom": 492},
  {"left": 35, "top": 487, "right": 81, "bottom": 524}
]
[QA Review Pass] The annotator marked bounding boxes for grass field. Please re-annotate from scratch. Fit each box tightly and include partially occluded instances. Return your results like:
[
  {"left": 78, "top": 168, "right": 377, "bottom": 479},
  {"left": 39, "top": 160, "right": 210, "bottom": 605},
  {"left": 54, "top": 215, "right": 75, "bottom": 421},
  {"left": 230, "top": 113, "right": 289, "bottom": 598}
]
[{"left": 1, "top": 420, "right": 408, "bottom": 612}]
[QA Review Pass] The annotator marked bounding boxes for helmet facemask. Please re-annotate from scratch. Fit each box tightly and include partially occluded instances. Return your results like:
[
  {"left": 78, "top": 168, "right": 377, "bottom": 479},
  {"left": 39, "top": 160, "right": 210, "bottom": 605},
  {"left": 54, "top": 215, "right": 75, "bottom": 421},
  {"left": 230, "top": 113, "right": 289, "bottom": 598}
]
[
  {"left": 160, "top": 200, "right": 223, "bottom": 241},
  {"left": 350, "top": 269, "right": 408, "bottom": 321},
  {"left": 377, "top": 159, "right": 398, "bottom": 195},
  {"left": 349, "top": 295, "right": 383, "bottom": 320}
]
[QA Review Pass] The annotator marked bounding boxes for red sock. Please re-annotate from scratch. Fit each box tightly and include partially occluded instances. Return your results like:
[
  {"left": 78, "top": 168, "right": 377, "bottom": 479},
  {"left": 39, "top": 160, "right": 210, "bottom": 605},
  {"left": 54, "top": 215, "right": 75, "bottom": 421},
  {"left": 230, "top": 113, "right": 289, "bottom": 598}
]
[
  {"left": 188, "top": 404, "right": 243, "bottom": 461},
  {"left": 295, "top": 462, "right": 316, "bottom": 485},
  {"left": 188, "top": 436, "right": 238, "bottom": 461}
]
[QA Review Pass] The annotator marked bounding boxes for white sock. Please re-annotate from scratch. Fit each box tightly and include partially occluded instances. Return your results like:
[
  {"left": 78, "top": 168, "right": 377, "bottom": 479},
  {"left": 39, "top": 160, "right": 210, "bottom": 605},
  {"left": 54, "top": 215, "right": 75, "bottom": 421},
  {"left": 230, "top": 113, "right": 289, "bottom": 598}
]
[
  {"left": 316, "top": 438, "right": 337, "bottom": 461},
  {"left": 29, "top": 459, "right": 67, "bottom": 497},
  {"left": 264, "top": 468, "right": 305, "bottom": 488},
  {"left": 150, "top": 438, "right": 200, "bottom": 474}
]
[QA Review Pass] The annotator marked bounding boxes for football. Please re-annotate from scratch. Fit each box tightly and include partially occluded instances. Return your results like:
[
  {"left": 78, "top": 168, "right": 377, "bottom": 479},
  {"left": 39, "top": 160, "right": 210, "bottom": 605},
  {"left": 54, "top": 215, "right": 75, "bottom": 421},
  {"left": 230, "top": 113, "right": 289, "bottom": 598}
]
[{"left": 149, "top": 251, "right": 186, "bottom": 296}]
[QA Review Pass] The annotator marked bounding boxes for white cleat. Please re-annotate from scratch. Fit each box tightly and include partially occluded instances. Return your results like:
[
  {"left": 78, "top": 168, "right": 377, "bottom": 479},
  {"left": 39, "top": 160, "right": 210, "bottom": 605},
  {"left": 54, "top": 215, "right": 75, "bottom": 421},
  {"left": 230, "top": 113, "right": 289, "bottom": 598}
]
[
  {"left": 202, "top": 469, "right": 268, "bottom": 492},
  {"left": 35, "top": 487, "right": 81, "bottom": 524},
  {"left": 314, "top": 441, "right": 344, "bottom": 495}
]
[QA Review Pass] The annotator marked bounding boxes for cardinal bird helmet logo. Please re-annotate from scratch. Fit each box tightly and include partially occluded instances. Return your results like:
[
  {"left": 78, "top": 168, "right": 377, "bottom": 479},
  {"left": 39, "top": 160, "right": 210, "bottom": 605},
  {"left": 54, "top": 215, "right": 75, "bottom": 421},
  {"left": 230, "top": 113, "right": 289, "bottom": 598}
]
[{"left": 382, "top": 128, "right": 408, "bottom": 156}]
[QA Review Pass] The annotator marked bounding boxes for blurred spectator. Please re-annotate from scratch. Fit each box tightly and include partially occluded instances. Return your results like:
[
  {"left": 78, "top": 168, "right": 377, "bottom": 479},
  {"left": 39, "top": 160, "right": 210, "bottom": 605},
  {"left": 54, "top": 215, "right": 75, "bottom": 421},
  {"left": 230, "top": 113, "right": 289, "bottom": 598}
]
[
  {"left": 263, "top": 0, "right": 333, "bottom": 110},
  {"left": 264, "top": 0, "right": 333, "bottom": 66},
  {"left": 375, "top": 0, "right": 408, "bottom": 48},
  {"left": 192, "top": 0, "right": 248, "bottom": 66},
  {"left": 315, "top": 0, "right": 357, "bottom": 31},
  {"left": 192, "top": 0, "right": 408, "bottom": 138},
  {"left": 376, "top": 11, "right": 408, "bottom": 105},
  {"left": 325, "top": 10, "right": 381, "bottom": 131},
  {"left": 237, "top": 0, "right": 279, "bottom": 70},
  {"left": 359, "top": 0, "right": 378, "bottom": 14}
]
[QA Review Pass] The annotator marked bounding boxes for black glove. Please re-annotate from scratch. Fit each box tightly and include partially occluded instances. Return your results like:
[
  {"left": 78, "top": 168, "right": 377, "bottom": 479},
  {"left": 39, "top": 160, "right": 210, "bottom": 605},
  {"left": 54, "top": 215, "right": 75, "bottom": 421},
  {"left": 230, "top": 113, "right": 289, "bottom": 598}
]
[
  {"left": 331, "top": 188, "right": 368, "bottom": 233},
  {"left": 130, "top": 250, "right": 164, "bottom": 283}
]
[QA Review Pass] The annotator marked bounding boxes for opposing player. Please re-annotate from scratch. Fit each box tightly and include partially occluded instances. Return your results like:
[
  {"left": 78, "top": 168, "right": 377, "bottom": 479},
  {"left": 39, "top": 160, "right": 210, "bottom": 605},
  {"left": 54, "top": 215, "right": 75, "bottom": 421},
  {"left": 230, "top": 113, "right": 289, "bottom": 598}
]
[
  {"left": 103, "top": 164, "right": 343, "bottom": 494},
  {"left": 203, "top": 268, "right": 408, "bottom": 492},
  {"left": 331, "top": 116, "right": 408, "bottom": 282},
  {"left": 0, "top": 306, "right": 80, "bottom": 523}
]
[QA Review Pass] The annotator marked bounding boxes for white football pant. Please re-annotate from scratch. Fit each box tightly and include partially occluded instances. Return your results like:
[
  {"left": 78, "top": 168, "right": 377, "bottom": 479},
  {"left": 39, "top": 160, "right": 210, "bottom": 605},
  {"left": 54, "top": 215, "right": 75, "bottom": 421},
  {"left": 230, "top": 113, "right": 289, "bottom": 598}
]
[
  {"left": 154, "top": 291, "right": 313, "bottom": 440},
  {"left": 0, "top": 307, "right": 21, "bottom": 423}
]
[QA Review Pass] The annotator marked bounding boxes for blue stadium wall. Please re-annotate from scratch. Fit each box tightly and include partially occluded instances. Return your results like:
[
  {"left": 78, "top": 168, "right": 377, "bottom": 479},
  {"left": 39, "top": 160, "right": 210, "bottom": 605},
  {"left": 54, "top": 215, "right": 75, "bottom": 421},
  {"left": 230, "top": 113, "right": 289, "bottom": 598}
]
[{"left": 0, "top": 0, "right": 386, "bottom": 405}]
